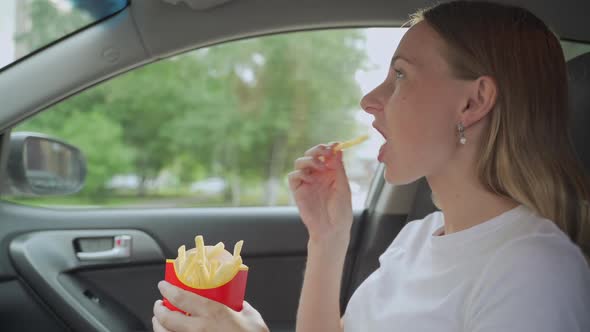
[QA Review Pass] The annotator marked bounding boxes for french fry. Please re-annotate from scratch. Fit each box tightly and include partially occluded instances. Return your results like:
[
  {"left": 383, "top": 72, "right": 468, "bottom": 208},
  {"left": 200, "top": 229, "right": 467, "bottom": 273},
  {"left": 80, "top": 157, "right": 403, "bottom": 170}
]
[
  {"left": 172, "top": 235, "right": 246, "bottom": 288},
  {"left": 182, "top": 251, "right": 198, "bottom": 281},
  {"left": 196, "top": 262, "right": 210, "bottom": 287},
  {"left": 195, "top": 235, "right": 206, "bottom": 261},
  {"left": 212, "top": 256, "right": 242, "bottom": 287},
  {"left": 209, "top": 258, "right": 220, "bottom": 277},
  {"left": 165, "top": 234, "right": 248, "bottom": 313},
  {"left": 334, "top": 134, "right": 369, "bottom": 151},
  {"left": 318, "top": 134, "right": 369, "bottom": 162},
  {"left": 233, "top": 240, "right": 244, "bottom": 258},
  {"left": 208, "top": 242, "right": 225, "bottom": 259},
  {"left": 176, "top": 245, "right": 186, "bottom": 273}
]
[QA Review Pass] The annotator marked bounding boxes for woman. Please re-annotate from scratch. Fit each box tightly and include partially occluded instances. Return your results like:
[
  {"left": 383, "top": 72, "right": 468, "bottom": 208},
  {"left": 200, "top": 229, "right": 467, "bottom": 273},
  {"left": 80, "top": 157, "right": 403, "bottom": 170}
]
[{"left": 153, "top": 1, "right": 590, "bottom": 331}]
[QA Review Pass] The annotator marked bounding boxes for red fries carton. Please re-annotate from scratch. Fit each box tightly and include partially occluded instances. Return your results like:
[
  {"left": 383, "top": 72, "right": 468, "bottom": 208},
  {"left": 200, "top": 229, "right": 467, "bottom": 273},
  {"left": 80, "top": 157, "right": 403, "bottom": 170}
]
[
  {"left": 162, "top": 236, "right": 248, "bottom": 313},
  {"left": 163, "top": 260, "right": 248, "bottom": 313}
]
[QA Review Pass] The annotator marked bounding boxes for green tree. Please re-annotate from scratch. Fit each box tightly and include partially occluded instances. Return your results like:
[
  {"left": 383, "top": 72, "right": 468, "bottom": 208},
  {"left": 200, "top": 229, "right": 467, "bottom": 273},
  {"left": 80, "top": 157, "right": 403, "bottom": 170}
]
[
  {"left": 165, "top": 30, "right": 368, "bottom": 205},
  {"left": 12, "top": 0, "right": 370, "bottom": 206},
  {"left": 14, "top": 0, "right": 91, "bottom": 58},
  {"left": 16, "top": 90, "right": 134, "bottom": 198}
]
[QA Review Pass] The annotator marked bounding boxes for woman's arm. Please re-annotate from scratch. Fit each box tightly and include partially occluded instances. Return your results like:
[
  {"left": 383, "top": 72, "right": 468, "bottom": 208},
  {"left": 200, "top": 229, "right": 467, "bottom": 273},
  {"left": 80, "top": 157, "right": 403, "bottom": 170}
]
[
  {"left": 296, "top": 235, "right": 348, "bottom": 332},
  {"left": 288, "top": 144, "right": 353, "bottom": 332}
]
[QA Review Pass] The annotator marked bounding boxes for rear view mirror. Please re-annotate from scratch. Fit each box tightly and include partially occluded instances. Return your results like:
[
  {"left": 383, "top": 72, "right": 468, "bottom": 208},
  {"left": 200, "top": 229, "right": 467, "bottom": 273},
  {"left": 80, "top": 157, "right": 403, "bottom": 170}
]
[{"left": 6, "top": 132, "right": 87, "bottom": 196}]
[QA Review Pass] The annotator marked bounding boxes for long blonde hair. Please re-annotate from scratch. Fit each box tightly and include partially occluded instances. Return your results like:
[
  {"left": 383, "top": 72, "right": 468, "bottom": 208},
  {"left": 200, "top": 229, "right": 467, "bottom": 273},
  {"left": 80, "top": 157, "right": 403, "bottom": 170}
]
[{"left": 411, "top": 1, "right": 590, "bottom": 248}]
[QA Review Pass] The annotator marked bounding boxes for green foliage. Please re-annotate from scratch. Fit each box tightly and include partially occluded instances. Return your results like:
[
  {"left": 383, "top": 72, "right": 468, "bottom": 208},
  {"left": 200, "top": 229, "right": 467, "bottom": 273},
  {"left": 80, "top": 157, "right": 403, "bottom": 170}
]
[
  {"left": 13, "top": 0, "right": 91, "bottom": 57},
  {"left": 18, "top": 101, "right": 134, "bottom": 198}
]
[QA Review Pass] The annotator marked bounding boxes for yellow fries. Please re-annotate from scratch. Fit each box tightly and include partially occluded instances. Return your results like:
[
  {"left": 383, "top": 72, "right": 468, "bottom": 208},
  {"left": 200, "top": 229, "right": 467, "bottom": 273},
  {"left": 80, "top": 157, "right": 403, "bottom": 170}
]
[
  {"left": 334, "top": 134, "right": 369, "bottom": 152},
  {"left": 173, "top": 235, "right": 248, "bottom": 288},
  {"left": 208, "top": 242, "right": 225, "bottom": 259},
  {"left": 233, "top": 240, "right": 243, "bottom": 257},
  {"left": 176, "top": 245, "right": 186, "bottom": 273},
  {"left": 318, "top": 134, "right": 369, "bottom": 162}
]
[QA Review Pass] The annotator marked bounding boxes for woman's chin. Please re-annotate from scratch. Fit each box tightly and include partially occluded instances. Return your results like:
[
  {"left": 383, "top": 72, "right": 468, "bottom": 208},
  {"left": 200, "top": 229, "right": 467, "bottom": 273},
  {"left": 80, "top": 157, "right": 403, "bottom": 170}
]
[{"left": 383, "top": 164, "right": 419, "bottom": 185}]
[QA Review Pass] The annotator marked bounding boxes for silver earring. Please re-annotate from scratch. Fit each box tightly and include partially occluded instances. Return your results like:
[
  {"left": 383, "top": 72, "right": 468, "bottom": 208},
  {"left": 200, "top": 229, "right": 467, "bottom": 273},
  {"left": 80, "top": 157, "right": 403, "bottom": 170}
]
[{"left": 458, "top": 122, "right": 467, "bottom": 145}]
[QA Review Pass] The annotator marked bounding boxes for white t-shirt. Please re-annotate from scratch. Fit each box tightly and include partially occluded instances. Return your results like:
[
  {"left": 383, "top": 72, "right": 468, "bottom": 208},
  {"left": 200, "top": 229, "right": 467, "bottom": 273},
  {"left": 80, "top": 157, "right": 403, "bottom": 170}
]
[{"left": 343, "top": 204, "right": 590, "bottom": 331}]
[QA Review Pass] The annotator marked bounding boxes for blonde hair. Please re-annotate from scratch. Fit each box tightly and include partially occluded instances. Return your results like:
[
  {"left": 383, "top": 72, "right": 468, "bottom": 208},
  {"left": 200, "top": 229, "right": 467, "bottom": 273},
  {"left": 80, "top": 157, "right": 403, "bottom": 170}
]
[{"left": 411, "top": 1, "right": 590, "bottom": 248}]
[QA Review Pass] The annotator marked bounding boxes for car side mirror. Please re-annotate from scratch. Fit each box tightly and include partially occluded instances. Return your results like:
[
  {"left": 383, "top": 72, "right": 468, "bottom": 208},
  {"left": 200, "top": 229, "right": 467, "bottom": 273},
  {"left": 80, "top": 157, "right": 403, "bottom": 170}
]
[{"left": 6, "top": 132, "right": 87, "bottom": 196}]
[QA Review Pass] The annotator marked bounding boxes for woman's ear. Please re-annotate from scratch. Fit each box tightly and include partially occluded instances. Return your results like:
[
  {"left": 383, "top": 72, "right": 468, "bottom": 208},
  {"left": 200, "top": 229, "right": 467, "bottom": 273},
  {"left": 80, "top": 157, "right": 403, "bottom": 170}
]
[{"left": 461, "top": 75, "right": 497, "bottom": 127}]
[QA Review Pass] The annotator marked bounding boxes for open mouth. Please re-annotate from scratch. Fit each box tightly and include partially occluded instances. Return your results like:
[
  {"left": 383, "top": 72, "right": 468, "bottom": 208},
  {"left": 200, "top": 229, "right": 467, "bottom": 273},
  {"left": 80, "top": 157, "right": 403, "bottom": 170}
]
[{"left": 373, "top": 123, "right": 387, "bottom": 139}]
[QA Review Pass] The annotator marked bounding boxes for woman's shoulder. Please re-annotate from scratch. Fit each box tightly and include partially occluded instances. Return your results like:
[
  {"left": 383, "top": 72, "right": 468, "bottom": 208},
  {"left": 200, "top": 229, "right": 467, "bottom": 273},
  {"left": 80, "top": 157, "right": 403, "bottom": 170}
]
[
  {"left": 474, "top": 214, "right": 590, "bottom": 297},
  {"left": 403, "top": 210, "right": 444, "bottom": 237},
  {"left": 503, "top": 210, "right": 588, "bottom": 265},
  {"left": 464, "top": 229, "right": 590, "bottom": 330},
  {"left": 493, "top": 219, "right": 588, "bottom": 275},
  {"left": 382, "top": 211, "right": 443, "bottom": 253}
]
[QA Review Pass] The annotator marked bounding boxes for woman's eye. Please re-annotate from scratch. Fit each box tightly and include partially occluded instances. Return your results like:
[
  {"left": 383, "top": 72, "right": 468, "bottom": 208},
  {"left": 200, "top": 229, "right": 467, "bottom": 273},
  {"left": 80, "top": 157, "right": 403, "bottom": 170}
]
[{"left": 394, "top": 69, "right": 405, "bottom": 80}]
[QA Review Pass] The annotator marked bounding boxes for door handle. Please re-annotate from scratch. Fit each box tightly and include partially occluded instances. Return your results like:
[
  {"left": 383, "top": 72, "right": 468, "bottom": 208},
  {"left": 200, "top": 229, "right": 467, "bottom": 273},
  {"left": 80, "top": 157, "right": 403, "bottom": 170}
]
[{"left": 76, "top": 235, "right": 132, "bottom": 261}]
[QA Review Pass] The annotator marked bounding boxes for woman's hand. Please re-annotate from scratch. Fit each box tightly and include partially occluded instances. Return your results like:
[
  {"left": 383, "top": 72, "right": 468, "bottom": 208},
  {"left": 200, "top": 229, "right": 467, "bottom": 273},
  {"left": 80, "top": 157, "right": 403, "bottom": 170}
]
[
  {"left": 288, "top": 143, "right": 353, "bottom": 245},
  {"left": 153, "top": 281, "right": 269, "bottom": 332}
]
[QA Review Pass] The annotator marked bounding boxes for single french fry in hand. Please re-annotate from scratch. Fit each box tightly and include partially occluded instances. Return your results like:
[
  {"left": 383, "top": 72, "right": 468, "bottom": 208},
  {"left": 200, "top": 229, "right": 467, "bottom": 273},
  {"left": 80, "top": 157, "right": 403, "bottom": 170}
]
[
  {"left": 318, "top": 135, "right": 369, "bottom": 162},
  {"left": 334, "top": 134, "right": 369, "bottom": 152}
]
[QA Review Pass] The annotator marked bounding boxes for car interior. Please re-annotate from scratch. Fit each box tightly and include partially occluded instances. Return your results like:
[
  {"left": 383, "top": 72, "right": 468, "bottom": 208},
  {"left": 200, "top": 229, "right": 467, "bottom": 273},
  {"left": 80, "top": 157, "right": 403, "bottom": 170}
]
[{"left": 0, "top": 0, "right": 588, "bottom": 331}]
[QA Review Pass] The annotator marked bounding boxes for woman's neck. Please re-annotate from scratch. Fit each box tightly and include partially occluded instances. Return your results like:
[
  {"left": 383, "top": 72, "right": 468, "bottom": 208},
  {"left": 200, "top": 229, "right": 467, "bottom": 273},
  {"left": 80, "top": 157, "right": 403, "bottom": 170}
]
[{"left": 427, "top": 165, "right": 519, "bottom": 236}]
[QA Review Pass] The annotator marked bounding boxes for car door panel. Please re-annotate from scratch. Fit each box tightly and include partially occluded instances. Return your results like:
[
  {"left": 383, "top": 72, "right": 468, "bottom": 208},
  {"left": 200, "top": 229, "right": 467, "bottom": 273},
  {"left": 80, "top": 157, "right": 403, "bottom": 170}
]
[
  {"left": 0, "top": 279, "right": 68, "bottom": 331},
  {"left": 9, "top": 229, "right": 163, "bottom": 332},
  {"left": 0, "top": 202, "right": 369, "bottom": 331}
]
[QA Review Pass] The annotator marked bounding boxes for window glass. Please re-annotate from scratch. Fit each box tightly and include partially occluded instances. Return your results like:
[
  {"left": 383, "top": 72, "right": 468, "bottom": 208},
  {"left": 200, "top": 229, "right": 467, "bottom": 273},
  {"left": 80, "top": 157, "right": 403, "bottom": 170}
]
[
  {"left": 0, "top": 0, "right": 128, "bottom": 71},
  {"left": 561, "top": 40, "right": 590, "bottom": 61},
  {"left": 7, "top": 28, "right": 407, "bottom": 209}
]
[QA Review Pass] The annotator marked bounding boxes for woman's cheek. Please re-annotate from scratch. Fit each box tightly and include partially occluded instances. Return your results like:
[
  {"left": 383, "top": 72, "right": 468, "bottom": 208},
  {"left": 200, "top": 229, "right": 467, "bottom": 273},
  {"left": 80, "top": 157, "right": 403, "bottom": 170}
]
[{"left": 386, "top": 90, "right": 411, "bottom": 140}]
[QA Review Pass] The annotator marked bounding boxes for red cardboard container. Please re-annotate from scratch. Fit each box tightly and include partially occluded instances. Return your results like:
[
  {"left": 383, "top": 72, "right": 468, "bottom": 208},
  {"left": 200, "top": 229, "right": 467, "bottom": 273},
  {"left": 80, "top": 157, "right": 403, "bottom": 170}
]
[{"left": 162, "top": 259, "right": 248, "bottom": 313}]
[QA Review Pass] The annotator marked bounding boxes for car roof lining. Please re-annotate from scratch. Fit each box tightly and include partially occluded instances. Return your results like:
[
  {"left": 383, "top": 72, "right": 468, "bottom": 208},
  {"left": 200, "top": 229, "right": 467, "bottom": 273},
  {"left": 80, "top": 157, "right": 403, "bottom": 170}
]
[{"left": 132, "top": 0, "right": 590, "bottom": 59}]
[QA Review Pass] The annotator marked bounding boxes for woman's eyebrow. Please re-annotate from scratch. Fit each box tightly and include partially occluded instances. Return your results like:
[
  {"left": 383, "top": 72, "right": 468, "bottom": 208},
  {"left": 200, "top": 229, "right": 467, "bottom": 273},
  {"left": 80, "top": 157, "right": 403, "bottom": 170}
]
[{"left": 390, "top": 54, "right": 414, "bottom": 67}]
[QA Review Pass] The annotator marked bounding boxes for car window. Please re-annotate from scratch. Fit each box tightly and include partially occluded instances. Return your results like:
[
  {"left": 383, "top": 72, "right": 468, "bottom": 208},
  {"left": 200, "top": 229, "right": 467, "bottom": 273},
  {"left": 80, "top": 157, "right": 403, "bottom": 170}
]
[
  {"left": 0, "top": 0, "right": 129, "bottom": 71},
  {"left": 6, "top": 28, "right": 407, "bottom": 209},
  {"left": 561, "top": 40, "right": 590, "bottom": 61}
]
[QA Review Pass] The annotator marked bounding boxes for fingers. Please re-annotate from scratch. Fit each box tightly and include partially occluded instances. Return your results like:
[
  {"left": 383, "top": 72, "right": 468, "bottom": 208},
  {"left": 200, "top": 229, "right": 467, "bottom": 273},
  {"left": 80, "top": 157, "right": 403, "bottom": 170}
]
[
  {"left": 289, "top": 155, "right": 323, "bottom": 190},
  {"left": 304, "top": 143, "right": 338, "bottom": 160},
  {"left": 288, "top": 143, "right": 344, "bottom": 191},
  {"left": 294, "top": 156, "right": 326, "bottom": 172},
  {"left": 153, "top": 300, "right": 192, "bottom": 332},
  {"left": 152, "top": 315, "right": 171, "bottom": 332},
  {"left": 158, "top": 281, "right": 226, "bottom": 318},
  {"left": 287, "top": 170, "right": 308, "bottom": 190},
  {"left": 331, "top": 150, "right": 351, "bottom": 191}
]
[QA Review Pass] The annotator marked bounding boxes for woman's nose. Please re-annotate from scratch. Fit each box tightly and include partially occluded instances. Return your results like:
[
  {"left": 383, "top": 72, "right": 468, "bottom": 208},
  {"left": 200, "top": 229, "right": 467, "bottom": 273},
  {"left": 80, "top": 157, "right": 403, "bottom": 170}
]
[{"left": 360, "top": 86, "right": 384, "bottom": 115}]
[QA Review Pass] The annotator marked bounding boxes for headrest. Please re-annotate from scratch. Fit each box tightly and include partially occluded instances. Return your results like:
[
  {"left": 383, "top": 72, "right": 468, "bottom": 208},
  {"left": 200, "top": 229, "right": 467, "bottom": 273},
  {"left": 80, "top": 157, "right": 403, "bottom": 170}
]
[{"left": 568, "top": 52, "right": 590, "bottom": 172}]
